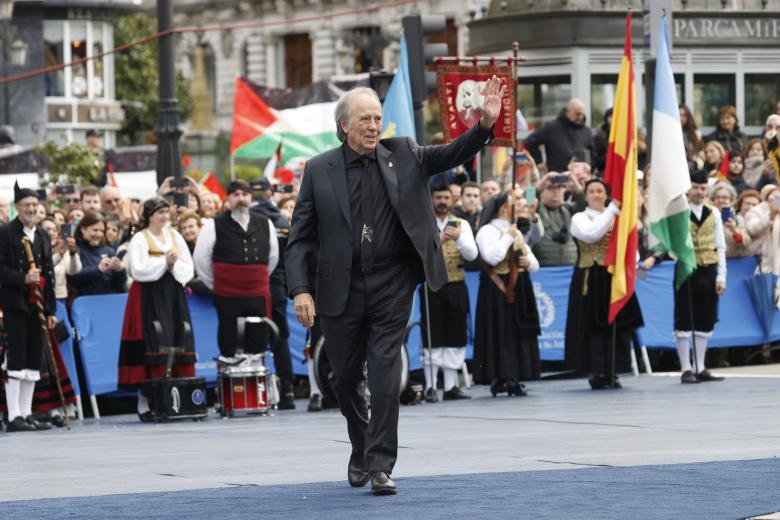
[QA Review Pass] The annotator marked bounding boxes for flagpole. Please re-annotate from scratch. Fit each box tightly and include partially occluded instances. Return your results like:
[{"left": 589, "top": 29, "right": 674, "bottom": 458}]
[{"left": 502, "top": 41, "right": 521, "bottom": 306}]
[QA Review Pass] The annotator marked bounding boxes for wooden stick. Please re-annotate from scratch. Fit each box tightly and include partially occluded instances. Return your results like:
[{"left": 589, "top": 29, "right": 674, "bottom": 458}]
[{"left": 21, "top": 237, "right": 71, "bottom": 430}]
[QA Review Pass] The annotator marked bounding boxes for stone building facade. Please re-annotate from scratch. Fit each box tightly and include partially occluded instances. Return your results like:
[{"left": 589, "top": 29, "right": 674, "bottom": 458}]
[{"left": 171, "top": 0, "right": 492, "bottom": 134}]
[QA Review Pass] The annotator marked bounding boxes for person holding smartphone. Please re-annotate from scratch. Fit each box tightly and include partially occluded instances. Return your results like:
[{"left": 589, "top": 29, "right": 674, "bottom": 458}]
[
  {"left": 745, "top": 186, "right": 780, "bottom": 301},
  {"left": 531, "top": 172, "right": 579, "bottom": 266},
  {"left": 67, "top": 211, "right": 126, "bottom": 296},
  {"left": 419, "top": 182, "right": 478, "bottom": 403}
]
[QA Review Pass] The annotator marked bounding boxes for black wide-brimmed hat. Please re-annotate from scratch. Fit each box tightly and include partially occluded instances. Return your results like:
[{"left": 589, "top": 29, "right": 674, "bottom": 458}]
[{"left": 13, "top": 180, "right": 37, "bottom": 203}]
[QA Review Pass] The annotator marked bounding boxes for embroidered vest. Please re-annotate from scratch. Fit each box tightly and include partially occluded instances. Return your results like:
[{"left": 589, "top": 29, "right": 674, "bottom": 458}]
[
  {"left": 141, "top": 228, "right": 176, "bottom": 257},
  {"left": 442, "top": 216, "right": 467, "bottom": 283},
  {"left": 691, "top": 205, "right": 718, "bottom": 266},
  {"left": 493, "top": 227, "right": 530, "bottom": 276},
  {"left": 576, "top": 213, "right": 612, "bottom": 269}
]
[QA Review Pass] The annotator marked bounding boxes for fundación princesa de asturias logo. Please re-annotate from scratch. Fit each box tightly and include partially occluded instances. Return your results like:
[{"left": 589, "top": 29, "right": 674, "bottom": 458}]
[{"left": 533, "top": 281, "right": 555, "bottom": 328}]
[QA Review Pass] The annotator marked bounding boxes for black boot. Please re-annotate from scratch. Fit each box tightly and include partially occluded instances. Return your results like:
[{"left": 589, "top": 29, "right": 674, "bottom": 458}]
[
  {"left": 490, "top": 379, "right": 507, "bottom": 397},
  {"left": 26, "top": 415, "right": 52, "bottom": 431},
  {"left": 506, "top": 380, "right": 527, "bottom": 397},
  {"left": 278, "top": 381, "right": 296, "bottom": 410},
  {"left": 6, "top": 416, "right": 36, "bottom": 432},
  {"left": 307, "top": 394, "right": 322, "bottom": 412}
]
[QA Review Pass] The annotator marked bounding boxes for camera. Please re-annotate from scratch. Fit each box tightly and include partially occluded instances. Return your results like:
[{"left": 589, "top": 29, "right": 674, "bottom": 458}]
[
  {"left": 56, "top": 185, "right": 76, "bottom": 195},
  {"left": 551, "top": 229, "right": 570, "bottom": 244},
  {"left": 273, "top": 184, "right": 294, "bottom": 194},
  {"left": 170, "top": 177, "right": 188, "bottom": 189},
  {"left": 516, "top": 217, "right": 531, "bottom": 235}
]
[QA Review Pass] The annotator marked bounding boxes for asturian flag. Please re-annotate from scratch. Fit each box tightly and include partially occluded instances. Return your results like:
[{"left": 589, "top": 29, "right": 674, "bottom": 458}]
[
  {"left": 604, "top": 13, "right": 639, "bottom": 324},
  {"left": 647, "top": 16, "right": 697, "bottom": 289},
  {"left": 381, "top": 36, "right": 416, "bottom": 139}
]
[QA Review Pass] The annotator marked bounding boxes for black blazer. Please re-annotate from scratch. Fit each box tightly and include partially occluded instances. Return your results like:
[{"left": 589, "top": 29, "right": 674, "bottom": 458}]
[
  {"left": 286, "top": 124, "right": 492, "bottom": 317},
  {"left": 0, "top": 218, "right": 56, "bottom": 315}
]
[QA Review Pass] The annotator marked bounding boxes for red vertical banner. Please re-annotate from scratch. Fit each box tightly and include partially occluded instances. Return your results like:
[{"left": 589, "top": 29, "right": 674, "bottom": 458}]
[{"left": 435, "top": 64, "right": 515, "bottom": 147}]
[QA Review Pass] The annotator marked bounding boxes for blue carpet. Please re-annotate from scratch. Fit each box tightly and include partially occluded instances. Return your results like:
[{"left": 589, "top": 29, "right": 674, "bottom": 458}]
[{"left": 3, "top": 458, "right": 779, "bottom": 519}]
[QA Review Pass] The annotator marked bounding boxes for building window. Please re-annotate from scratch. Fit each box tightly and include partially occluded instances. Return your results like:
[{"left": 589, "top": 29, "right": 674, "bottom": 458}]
[
  {"left": 351, "top": 27, "right": 385, "bottom": 73},
  {"left": 591, "top": 74, "right": 617, "bottom": 128},
  {"left": 92, "top": 24, "right": 105, "bottom": 98},
  {"left": 70, "top": 22, "right": 88, "bottom": 98},
  {"left": 518, "top": 75, "right": 571, "bottom": 130},
  {"left": 43, "top": 24, "right": 65, "bottom": 97},
  {"left": 284, "top": 33, "right": 312, "bottom": 88},
  {"left": 693, "top": 74, "right": 735, "bottom": 128},
  {"left": 745, "top": 73, "right": 780, "bottom": 127},
  {"left": 43, "top": 20, "right": 114, "bottom": 102}
]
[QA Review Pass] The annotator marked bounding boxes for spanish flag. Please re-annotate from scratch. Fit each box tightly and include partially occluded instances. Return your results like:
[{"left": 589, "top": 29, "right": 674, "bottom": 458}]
[{"left": 604, "top": 13, "right": 639, "bottom": 324}]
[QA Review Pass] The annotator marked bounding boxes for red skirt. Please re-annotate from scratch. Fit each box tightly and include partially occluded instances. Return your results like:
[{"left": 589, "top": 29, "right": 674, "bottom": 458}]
[{"left": 117, "top": 273, "right": 196, "bottom": 390}]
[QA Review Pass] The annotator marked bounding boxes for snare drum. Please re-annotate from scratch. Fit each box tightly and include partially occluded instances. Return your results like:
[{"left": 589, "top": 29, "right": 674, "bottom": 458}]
[{"left": 218, "top": 364, "right": 269, "bottom": 416}]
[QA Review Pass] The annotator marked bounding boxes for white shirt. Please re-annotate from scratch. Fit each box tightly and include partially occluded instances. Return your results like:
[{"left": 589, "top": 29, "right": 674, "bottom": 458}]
[
  {"left": 125, "top": 227, "right": 194, "bottom": 286},
  {"left": 437, "top": 215, "right": 478, "bottom": 262},
  {"left": 193, "top": 214, "right": 278, "bottom": 290},
  {"left": 570, "top": 203, "right": 620, "bottom": 244},
  {"left": 22, "top": 224, "right": 35, "bottom": 243},
  {"left": 690, "top": 203, "right": 727, "bottom": 284},
  {"left": 475, "top": 218, "right": 540, "bottom": 272}
]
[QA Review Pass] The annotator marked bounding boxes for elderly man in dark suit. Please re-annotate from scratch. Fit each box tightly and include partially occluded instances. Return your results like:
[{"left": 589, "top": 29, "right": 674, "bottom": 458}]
[
  {"left": 0, "top": 183, "right": 57, "bottom": 432},
  {"left": 286, "top": 77, "right": 506, "bottom": 495}
]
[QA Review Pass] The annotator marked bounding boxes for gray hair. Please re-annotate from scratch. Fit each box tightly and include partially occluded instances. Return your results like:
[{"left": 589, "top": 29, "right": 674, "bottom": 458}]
[
  {"left": 334, "top": 87, "right": 381, "bottom": 142},
  {"left": 709, "top": 181, "right": 737, "bottom": 202}
]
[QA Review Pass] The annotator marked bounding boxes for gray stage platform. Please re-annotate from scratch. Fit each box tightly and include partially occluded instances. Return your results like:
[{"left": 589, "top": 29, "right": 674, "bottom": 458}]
[{"left": 1, "top": 373, "right": 779, "bottom": 518}]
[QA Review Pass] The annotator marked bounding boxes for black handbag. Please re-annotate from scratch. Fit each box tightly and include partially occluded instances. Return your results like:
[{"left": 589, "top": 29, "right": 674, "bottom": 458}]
[{"left": 53, "top": 320, "right": 70, "bottom": 343}]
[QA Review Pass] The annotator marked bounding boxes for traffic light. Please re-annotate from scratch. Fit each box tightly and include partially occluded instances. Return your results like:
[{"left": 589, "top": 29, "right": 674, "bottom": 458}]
[{"left": 402, "top": 14, "right": 448, "bottom": 143}]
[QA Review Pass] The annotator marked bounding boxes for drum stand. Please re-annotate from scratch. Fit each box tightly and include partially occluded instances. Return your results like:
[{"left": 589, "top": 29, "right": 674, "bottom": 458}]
[{"left": 215, "top": 316, "right": 279, "bottom": 418}]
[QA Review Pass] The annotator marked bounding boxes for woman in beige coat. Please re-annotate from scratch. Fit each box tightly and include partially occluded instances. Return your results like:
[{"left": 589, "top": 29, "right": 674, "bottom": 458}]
[{"left": 745, "top": 185, "right": 780, "bottom": 308}]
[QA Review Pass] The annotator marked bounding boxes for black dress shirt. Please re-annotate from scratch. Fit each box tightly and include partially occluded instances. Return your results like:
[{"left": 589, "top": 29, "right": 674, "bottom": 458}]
[{"left": 343, "top": 144, "right": 412, "bottom": 269}]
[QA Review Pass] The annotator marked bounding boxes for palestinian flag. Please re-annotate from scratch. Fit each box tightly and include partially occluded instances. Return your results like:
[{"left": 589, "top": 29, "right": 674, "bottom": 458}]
[{"left": 230, "top": 77, "right": 341, "bottom": 162}]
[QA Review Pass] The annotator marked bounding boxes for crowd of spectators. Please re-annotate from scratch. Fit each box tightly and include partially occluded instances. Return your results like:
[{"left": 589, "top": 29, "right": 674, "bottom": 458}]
[{"left": 0, "top": 97, "right": 777, "bottom": 381}]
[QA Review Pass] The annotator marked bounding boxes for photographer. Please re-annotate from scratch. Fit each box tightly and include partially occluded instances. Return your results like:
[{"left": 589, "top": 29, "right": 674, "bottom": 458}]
[
  {"left": 157, "top": 176, "right": 201, "bottom": 224},
  {"left": 249, "top": 177, "right": 295, "bottom": 410},
  {"left": 39, "top": 217, "right": 81, "bottom": 301},
  {"left": 530, "top": 172, "right": 579, "bottom": 266}
]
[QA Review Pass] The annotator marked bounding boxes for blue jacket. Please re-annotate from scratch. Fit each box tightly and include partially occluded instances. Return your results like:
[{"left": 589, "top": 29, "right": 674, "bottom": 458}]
[{"left": 67, "top": 241, "right": 127, "bottom": 296}]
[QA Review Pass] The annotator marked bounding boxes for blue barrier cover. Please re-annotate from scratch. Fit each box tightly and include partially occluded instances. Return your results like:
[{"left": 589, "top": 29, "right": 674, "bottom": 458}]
[
  {"left": 71, "top": 259, "right": 780, "bottom": 396},
  {"left": 55, "top": 301, "right": 80, "bottom": 397}
]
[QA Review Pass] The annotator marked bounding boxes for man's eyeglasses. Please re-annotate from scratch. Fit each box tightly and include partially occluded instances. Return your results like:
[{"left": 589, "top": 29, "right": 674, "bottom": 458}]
[{"left": 63, "top": 197, "right": 80, "bottom": 203}]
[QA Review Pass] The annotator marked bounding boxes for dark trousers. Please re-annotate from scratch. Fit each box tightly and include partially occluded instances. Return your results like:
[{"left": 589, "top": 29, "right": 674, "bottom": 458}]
[
  {"left": 270, "top": 283, "right": 294, "bottom": 386},
  {"left": 214, "top": 296, "right": 269, "bottom": 357},
  {"left": 319, "top": 261, "right": 416, "bottom": 474},
  {"left": 4, "top": 309, "right": 44, "bottom": 373}
]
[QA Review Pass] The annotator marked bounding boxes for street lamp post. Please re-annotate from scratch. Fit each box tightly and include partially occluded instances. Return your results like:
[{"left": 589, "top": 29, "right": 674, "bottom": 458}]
[
  {"left": 1, "top": 0, "right": 15, "bottom": 127},
  {"left": 155, "top": 0, "right": 183, "bottom": 189}
]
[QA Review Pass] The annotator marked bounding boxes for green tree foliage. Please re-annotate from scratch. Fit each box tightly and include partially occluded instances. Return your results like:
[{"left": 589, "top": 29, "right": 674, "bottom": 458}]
[
  {"left": 114, "top": 13, "right": 193, "bottom": 146},
  {"left": 35, "top": 141, "right": 105, "bottom": 185}
]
